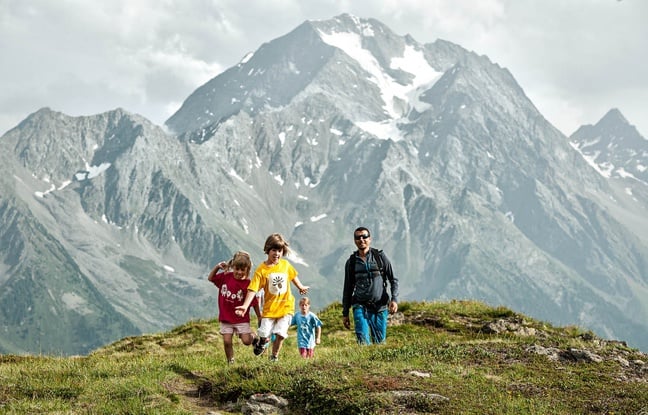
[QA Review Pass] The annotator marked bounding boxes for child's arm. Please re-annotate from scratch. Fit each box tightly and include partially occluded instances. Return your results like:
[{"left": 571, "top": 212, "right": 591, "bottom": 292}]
[
  {"left": 291, "top": 277, "right": 309, "bottom": 295},
  {"left": 252, "top": 300, "right": 262, "bottom": 322},
  {"left": 235, "top": 290, "right": 257, "bottom": 316},
  {"left": 315, "top": 326, "right": 322, "bottom": 345},
  {"left": 207, "top": 261, "right": 228, "bottom": 283}
]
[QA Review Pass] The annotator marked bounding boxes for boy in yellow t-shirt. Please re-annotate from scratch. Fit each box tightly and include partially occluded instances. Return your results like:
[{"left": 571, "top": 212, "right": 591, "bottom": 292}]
[{"left": 235, "top": 233, "right": 309, "bottom": 361}]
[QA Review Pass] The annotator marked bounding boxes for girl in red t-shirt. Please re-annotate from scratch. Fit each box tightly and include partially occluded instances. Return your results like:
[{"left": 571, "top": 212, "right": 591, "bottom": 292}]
[{"left": 208, "top": 251, "right": 261, "bottom": 364}]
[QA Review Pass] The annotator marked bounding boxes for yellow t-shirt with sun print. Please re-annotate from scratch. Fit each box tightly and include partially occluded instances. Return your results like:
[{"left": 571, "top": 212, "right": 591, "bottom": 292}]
[{"left": 248, "top": 258, "right": 298, "bottom": 318}]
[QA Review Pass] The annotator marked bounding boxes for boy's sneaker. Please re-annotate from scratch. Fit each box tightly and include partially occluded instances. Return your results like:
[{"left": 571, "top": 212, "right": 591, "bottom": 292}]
[
  {"left": 269, "top": 354, "right": 279, "bottom": 362},
  {"left": 253, "top": 336, "right": 267, "bottom": 356}
]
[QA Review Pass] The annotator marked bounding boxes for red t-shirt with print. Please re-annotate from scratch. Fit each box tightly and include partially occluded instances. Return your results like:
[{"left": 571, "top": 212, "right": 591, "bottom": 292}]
[{"left": 210, "top": 271, "right": 257, "bottom": 324}]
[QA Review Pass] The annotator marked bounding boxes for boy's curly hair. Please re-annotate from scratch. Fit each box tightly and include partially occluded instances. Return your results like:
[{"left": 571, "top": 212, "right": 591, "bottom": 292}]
[{"left": 263, "top": 233, "right": 291, "bottom": 256}]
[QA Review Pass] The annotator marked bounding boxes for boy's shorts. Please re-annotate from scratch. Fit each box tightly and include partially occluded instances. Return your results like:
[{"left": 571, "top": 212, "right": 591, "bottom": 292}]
[
  {"left": 258, "top": 314, "right": 292, "bottom": 339},
  {"left": 219, "top": 322, "right": 253, "bottom": 335}
]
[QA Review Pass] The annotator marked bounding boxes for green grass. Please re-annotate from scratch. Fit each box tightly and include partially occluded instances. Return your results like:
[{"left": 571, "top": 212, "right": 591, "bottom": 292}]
[{"left": 0, "top": 300, "right": 646, "bottom": 414}]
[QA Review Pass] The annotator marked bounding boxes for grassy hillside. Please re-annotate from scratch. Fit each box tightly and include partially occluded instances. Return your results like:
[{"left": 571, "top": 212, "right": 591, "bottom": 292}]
[{"left": 1, "top": 300, "right": 646, "bottom": 414}]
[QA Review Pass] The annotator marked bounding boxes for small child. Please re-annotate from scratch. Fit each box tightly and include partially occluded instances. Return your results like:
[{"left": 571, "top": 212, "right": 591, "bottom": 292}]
[
  {"left": 235, "top": 233, "right": 309, "bottom": 361},
  {"left": 208, "top": 251, "right": 261, "bottom": 364},
  {"left": 291, "top": 297, "right": 322, "bottom": 358}
]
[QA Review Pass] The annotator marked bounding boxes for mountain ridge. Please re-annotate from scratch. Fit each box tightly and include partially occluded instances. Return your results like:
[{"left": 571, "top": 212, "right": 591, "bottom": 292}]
[{"left": 1, "top": 14, "right": 647, "bottom": 355}]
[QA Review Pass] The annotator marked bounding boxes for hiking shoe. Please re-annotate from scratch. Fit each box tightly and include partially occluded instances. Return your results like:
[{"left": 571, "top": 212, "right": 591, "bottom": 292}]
[
  {"left": 269, "top": 354, "right": 279, "bottom": 362},
  {"left": 253, "top": 337, "right": 267, "bottom": 356}
]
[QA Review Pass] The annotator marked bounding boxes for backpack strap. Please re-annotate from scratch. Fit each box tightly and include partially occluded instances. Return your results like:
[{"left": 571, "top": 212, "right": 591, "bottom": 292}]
[
  {"left": 348, "top": 248, "right": 387, "bottom": 288},
  {"left": 347, "top": 252, "right": 355, "bottom": 281},
  {"left": 370, "top": 248, "right": 387, "bottom": 288}
]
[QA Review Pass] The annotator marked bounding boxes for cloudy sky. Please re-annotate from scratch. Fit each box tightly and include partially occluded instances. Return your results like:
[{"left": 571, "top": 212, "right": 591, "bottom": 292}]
[{"left": 2, "top": 0, "right": 646, "bottom": 138}]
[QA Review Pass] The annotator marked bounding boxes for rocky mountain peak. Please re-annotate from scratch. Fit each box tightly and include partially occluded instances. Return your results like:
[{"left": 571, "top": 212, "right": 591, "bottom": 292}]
[
  {"left": 1, "top": 15, "right": 647, "bottom": 356},
  {"left": 570, "top": 108, "right": 647, "bottom": 182},
  {"left": 598, "top": 107, "right": 627, "bottom": 126},
  {"left": 4, "top": 107, "right": 162, "bottom": 186}
]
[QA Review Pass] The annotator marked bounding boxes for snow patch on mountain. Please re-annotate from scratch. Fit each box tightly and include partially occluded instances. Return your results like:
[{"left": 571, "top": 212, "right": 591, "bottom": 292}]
[
  {"left": 228, "top": 168, "right": 245, "bottom": 182},
  {"left": 287, "top": 250, "right": 309, "bottom": 267},
  {"left": 201, "top": 192, "right": 210, "bottom": 209},
  {"left": 569, "top": 142, "right": 612, "bottom": 178},
  {"left": 34, "top": 183, "right": 56, "bottom": 198},
  {"left": 391, "top": 44, "right": 443, "bottom": 112},
  {"left": 317, "top": 30, "right": 441, "bottom": 141},
  {"left": 355, "top": 119, "right": 405, "bottom": 141},
  {"left": 310, "top": 213, "right": 327, "bottom": 222},
  {"left": 240, "top": 52, "right": 254, "bottom": 65},
  {"left": 75, "top": 162, "right": 111, "bottom": 181}
]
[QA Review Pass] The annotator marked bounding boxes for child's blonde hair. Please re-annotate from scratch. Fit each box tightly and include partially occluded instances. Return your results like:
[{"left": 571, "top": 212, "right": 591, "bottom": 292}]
[
  {"left": 299, "top": 297, "right": 310, "bottom": 306},
  {"left": 263, "top": 233, "right": 291, "bottom": 256},
  {"left": 228, "top": 251, "right": 252, "bottom": 273}
]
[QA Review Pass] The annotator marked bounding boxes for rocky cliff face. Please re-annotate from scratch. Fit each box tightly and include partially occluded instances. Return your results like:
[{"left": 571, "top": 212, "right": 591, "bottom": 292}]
[
  {"left": 0, "top": 109, "right": 225, "bottom": 354},
  {"left": 1, "top": 14, "right": 646, "bottom": 355}
]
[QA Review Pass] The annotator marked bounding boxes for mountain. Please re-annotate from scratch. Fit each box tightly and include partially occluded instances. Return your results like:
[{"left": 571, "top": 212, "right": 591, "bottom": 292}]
[
  {"left": 570, "top": 109, "right": 647, "bottom": 184},
  {"left": 0, "top": 109, "right": 229, "bottom": 354},
  {"left": 570, "top": 109, "right": 648, "bottom": 245},
  {"left": 1, "top": 14, "right": 647, "bottom": 355}
]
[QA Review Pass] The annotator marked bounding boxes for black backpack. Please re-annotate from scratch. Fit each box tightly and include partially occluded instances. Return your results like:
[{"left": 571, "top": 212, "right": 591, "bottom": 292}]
[{"left": 347, "top": 248, "right": 388, "bottom": 304}]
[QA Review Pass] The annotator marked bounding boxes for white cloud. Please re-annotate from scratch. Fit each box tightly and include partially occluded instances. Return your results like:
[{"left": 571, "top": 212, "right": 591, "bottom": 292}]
[{"left": 1, "top": 0, "right": 647, "bottom": 138}]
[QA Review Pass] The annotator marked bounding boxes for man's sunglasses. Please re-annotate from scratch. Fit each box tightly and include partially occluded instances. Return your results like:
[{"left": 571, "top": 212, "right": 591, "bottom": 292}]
[{"left": 354, "top": 234, "right": 370, "bottom": 240}]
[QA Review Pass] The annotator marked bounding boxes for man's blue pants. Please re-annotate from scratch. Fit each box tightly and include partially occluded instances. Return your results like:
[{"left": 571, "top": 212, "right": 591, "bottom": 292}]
[{"left": 352, "top": 305, "right": 388, "bottom": 345}]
